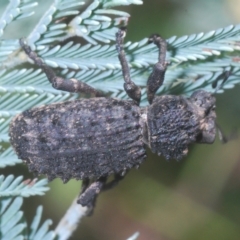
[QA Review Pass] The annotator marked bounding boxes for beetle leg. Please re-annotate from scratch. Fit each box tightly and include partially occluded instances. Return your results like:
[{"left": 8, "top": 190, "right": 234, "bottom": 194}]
[
  {"left": 147, "top": 34, "right": 168, "bottom": 104},
  {"left": 102, "top": 173, "right": 126, "bottom": 191},
  {"left": 77, "top": 176, "right": 107, "bottom": 215},
  {"left": 19, "top": 39, "right": 104, "bottom": 97},
  {"left": 212, "top": 67, "right": 232, "bottom": 91},
  {"left": 116, "top": 28, "right": 141, "bottom": 105},
  {"left": 80, "top": 178, "right": 90, "bottom": 195},
  {"left": 77, "top": 174, "right": 125, "bottom": 215}
]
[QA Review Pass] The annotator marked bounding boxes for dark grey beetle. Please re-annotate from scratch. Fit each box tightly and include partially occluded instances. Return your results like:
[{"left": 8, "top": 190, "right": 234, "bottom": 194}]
[{"left": 9, "top": 28, "right": 219, "bottom": 213}]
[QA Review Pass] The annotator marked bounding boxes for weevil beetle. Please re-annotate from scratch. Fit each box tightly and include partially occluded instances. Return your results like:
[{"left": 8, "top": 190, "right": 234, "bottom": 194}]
[{"left": 9, "top": 28, "right": 219, "bottom": 214}]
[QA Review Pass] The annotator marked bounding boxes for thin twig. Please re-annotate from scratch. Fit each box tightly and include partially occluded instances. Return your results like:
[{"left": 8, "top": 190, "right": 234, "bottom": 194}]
[
  {"left": 55, "top": 197, "right": 88, "bottom": 240},
  {"left": 126, "top": 232, "right": 140, "bottom": 240}
]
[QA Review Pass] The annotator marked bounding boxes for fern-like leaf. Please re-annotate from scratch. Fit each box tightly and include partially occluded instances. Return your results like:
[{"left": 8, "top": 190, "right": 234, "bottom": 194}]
[
  {"left": 0, "top": 0, "right": 38, "bottom": 37},
  {"left": 0, "top": 197, "right": 26, "bottom": 240},
  {"left": 0, "top": 197, "right": 55, "bottom": 240},
  {"left": 27, "top": 0, "right": 140, "bottom": 48},
  {"left": 0, "top": 175, "right": 49, "bottom": 197},
  {"left": 28, "top": 206, "right": 56, "bottom": 240}
]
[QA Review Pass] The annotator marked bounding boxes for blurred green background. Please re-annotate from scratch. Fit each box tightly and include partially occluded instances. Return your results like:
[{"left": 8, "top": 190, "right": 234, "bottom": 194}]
[{"left": 3, "top": 0, "right": 240, "bottom": 239}]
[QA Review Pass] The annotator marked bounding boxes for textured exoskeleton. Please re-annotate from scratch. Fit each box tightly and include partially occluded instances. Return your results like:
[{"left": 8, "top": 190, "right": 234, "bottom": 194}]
[{"left": 9, "top": 28, "right": 218, "bottom": 214}]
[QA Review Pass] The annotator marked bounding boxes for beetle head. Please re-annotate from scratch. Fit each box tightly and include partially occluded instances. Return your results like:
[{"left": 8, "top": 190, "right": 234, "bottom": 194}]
[{"left": 190, "top": 90, "right": 216, "bottom": 113}]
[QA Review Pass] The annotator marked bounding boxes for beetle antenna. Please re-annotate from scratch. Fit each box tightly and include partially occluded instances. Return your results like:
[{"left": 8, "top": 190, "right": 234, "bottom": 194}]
[
  {"left": 213, "top": 67, "right": 237, "bottom": 143},
  {"left": 216, "top": 123, "right": 228, "bottom": 143},
  {"left": 212, "top": 67, "right": 233, "bottom": 93},
  {"left": 216, "top": 123, "right": 238, "bottom": 144}
]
